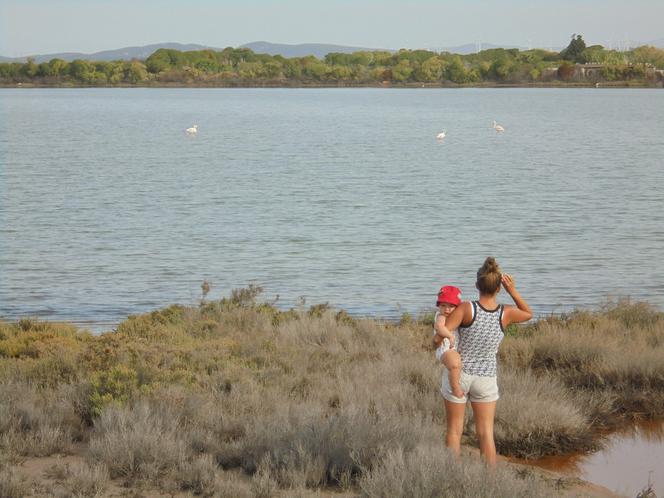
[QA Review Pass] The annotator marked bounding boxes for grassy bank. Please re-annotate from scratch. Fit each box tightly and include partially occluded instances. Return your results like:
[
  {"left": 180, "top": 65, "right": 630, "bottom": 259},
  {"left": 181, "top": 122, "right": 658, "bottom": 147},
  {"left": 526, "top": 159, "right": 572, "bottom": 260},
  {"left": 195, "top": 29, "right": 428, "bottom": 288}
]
[{"left": 1, "top": 289, "right": 662, "bottom": 497}]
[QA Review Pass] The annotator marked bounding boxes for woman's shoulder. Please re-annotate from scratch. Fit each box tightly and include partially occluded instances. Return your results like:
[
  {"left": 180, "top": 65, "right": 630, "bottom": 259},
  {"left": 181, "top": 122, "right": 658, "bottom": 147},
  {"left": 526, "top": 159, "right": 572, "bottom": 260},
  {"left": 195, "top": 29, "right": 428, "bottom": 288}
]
[
  {"left": 458, "top": 301, "right": 476, "bottom": 326},
  {"left": 460, "top": 300, "right": 476, "bottom": 311}
]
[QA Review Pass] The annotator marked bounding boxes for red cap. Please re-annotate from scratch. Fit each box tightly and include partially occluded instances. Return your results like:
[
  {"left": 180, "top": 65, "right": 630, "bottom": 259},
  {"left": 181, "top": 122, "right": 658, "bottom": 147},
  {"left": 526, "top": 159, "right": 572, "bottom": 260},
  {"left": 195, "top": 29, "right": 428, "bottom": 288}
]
[{"left": 436, "top": 286, "right": 462, "bottom": 306}]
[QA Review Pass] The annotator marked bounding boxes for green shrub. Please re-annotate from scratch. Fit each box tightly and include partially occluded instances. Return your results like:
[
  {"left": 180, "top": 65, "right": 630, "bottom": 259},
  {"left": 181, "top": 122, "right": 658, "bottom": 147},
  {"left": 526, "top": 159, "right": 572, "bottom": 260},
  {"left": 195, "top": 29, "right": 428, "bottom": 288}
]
[{"left": 89, "top": 365, "right": 139, "bottom": 417}]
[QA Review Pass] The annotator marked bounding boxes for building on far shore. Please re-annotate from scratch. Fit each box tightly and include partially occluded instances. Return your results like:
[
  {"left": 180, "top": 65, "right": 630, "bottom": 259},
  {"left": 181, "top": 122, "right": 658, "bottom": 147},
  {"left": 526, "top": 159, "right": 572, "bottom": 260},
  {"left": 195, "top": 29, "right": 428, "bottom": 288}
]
[{"left": 575, "top": 63, "right": 606, "bottom": 79}]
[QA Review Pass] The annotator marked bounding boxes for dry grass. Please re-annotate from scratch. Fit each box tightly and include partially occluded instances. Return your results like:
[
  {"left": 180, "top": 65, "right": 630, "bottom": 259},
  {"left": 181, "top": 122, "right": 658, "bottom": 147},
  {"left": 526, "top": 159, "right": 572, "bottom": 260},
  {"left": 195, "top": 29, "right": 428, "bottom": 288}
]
[
  {"left": 499, "top": 298, "right": 664, "bottom": 427},
  {"left": 1, "top": 291, "right": 662, "bottom": 496},
  {"left": 0, "top": 465, "right": 31, "bottom": 498},
  {"left": 46, "top": 461, "right": 109, "bottom": 498},
  {"left": 492, "top": 369, "right": 598, "bottom": 458},
  {"left": 0, "top": 382, "right": 86, "bottom": 458},
  {"left": 359, "top": 442, "right": 554, "bottom": 498},
  {"left": 88, "top": 400, "right": 189, "bottom": 480}
]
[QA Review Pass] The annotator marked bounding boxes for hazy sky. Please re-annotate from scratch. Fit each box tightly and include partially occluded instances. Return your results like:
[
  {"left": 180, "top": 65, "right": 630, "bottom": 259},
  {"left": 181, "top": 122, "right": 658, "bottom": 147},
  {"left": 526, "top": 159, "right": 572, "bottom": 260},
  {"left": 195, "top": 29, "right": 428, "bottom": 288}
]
[{"left": 1, "top": 0, "right": 662, "bottom": 57}]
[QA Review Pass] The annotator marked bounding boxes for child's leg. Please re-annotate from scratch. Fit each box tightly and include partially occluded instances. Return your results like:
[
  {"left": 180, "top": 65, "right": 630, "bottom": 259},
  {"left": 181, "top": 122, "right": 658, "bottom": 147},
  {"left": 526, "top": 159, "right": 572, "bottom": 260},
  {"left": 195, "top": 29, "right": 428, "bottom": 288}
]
[{"left": 442, "top": 350, "right": 464, "bottom": 399}]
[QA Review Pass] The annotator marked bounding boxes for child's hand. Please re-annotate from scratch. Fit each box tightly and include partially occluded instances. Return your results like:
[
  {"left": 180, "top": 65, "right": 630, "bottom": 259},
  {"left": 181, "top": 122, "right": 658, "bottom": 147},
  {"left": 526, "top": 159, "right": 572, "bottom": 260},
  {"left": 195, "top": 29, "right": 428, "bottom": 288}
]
[{"left": 436, "top": 324, "right": 454, "bottom": 347}]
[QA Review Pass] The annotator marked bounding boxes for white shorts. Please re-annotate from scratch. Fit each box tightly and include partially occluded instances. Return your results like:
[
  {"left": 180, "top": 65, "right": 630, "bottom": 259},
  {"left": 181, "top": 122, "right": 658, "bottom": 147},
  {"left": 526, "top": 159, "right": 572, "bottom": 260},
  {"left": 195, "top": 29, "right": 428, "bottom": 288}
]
[{"left": 441, "top": 369, "right": 499, "bottom": 404}]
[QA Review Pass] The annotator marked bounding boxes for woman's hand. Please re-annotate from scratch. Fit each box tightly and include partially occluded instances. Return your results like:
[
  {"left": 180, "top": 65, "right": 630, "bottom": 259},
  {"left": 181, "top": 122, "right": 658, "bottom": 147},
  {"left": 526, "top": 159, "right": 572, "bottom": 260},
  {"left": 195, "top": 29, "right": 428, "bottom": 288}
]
[
  {"left": 501, "top": 273, "right": 516, "bottom": 294},
  {"left": 501, "top": 273, "right": 532, "bottom": 325}
]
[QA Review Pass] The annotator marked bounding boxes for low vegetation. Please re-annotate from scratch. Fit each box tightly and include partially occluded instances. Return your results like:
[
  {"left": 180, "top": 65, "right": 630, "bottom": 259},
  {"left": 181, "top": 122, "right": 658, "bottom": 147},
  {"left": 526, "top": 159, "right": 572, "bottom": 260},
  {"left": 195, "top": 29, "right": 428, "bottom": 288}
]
[
  {"left": 2, "top": 35, "right": 663, "bottom": 87},
  {"left": 0, "top": 289, "right": 662, "bottom": 496}
]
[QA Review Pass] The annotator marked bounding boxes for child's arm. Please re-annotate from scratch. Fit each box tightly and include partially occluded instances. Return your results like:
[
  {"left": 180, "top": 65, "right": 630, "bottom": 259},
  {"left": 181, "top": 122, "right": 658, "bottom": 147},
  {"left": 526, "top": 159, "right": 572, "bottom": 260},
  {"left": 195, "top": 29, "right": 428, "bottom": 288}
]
[
  {"left": 433, "top": 314, "right": 454, "bottom": 348},
  {"left": 433, "top": 303, "right": 471, "bottom": 348}
]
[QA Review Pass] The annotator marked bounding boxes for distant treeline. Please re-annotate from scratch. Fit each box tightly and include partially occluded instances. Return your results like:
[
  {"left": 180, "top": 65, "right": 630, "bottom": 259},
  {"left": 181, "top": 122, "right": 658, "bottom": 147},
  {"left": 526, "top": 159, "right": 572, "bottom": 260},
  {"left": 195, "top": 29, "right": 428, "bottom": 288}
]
[{"left": 2, "top": 36, "right": 664, "bottom": 87}]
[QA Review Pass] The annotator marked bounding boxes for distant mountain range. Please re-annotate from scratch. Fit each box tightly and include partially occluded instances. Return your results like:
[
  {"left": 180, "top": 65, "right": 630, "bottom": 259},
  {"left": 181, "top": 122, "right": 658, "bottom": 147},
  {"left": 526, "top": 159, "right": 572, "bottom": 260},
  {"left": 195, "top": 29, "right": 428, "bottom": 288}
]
[
  {"left": 0, "top": 43, "right": 218, "bottom": 64},
  {"left": 240, "top": 41, "right": 393, "bottom": 58},
  {"left": 0, "top": 42, "right": 388, "bottom": 63},
  {"left": 2, "top": 38, "right": 663, "bottom": 63}
]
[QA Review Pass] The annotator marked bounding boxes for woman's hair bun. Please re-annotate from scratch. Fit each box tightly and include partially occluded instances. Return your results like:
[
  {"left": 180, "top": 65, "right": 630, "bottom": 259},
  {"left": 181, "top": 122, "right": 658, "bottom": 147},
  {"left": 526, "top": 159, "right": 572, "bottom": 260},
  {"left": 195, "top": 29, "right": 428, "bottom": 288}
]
[
  {"left": 476, "top": 257, "right": 502, "bottom": 294},
  {"left": 481, "top": 257, "right": 500, "bottom": 274}
]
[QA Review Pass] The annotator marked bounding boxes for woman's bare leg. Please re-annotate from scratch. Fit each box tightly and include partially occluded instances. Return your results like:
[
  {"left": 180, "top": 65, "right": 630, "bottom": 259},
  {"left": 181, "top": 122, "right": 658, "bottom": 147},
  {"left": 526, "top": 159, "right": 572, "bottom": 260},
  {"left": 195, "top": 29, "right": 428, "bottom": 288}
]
[
  {"left": 471, "top": 401, "right": 497, "bottom": 467},
  {"left": 444, "top": 399, "right": 466, "bottom": 458}
]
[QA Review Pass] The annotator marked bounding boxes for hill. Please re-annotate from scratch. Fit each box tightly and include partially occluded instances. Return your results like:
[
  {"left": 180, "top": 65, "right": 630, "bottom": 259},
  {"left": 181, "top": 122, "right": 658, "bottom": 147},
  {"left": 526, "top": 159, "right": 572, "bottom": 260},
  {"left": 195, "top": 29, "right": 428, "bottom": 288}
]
[
  {"left": 433, "top": 42, "right": 530, "bottom": 54},
  {"left": 0, "top": 43, "right": 221, "bottom": 63},
  {"left": 240, "top": 41, "right": 394, "bottom": 58},
  {"left": 0, "top": 40, "right": 545, "bottom": 62}
]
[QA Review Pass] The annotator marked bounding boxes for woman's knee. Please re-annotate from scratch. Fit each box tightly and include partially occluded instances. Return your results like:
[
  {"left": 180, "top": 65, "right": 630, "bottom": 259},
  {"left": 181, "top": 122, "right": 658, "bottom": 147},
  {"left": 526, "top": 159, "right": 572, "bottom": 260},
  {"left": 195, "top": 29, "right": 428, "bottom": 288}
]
[{"left": 475, "top": 427, "right": 494, "bottom": 441}]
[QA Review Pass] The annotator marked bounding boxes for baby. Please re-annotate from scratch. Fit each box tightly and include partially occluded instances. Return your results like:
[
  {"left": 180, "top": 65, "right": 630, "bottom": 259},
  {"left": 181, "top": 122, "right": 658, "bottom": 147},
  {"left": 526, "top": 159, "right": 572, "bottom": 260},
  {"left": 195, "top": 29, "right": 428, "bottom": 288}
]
[{"left": 432, "top": 285, "right": 464, "bottom": 399}]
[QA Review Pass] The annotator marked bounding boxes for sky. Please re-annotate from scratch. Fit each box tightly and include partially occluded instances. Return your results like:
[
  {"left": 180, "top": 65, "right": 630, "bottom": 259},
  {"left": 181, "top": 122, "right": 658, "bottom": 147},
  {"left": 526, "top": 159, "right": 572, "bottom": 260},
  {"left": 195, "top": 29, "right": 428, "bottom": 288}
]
[{"left": 1, "top": 0, "right": 662, "bottom": 57}]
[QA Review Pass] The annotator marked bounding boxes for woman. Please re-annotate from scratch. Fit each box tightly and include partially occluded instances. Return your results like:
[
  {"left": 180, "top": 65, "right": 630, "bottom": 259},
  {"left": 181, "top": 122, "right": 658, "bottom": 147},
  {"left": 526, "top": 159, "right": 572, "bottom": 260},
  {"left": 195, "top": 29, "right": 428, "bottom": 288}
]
[{"left": 434, "top": 257, "right": 532, "bottom": 466}]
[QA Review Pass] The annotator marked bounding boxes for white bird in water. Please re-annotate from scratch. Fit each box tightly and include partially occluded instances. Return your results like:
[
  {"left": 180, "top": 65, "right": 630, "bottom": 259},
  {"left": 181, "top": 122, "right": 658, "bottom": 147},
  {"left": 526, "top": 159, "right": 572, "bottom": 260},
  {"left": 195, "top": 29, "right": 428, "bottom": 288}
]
[
  {"left": 436, "top": 131, "right": 446, "bottom": 140},
  {"left": 185, "top": 124, "right": 198, "bottom": 134},
  {"left": 492, "top": 120, "right": 505, "bottom": 132}
]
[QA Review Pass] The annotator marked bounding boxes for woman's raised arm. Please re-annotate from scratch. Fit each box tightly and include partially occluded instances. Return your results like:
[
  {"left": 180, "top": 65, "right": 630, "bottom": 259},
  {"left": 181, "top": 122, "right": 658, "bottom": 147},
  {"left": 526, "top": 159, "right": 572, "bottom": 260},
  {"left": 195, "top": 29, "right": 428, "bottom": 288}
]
[{"left": 501, "top": 274, "right": 532, "bottom": 326}]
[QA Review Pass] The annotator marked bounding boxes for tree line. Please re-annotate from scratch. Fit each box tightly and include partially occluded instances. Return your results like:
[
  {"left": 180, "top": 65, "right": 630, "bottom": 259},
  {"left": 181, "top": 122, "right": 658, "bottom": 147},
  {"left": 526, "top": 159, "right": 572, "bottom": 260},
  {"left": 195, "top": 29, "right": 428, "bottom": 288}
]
[{"left": 2, "top": 35, "right": 663, "bottom": 86}]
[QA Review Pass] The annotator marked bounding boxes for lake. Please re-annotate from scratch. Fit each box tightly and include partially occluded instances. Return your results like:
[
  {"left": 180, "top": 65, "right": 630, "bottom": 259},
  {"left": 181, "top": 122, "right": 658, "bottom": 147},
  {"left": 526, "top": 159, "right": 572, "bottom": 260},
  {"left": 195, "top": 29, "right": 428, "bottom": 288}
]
[{"left": 1, "top": 88, "right": 663, "bottom": 330}]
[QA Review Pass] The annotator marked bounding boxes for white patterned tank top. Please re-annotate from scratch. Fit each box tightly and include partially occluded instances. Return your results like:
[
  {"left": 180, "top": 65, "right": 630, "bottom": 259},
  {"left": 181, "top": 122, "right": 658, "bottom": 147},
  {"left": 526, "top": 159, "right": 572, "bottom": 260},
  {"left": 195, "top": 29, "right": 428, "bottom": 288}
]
[{"left": 457, "top": 301, "right": 505, "bottom": 377}]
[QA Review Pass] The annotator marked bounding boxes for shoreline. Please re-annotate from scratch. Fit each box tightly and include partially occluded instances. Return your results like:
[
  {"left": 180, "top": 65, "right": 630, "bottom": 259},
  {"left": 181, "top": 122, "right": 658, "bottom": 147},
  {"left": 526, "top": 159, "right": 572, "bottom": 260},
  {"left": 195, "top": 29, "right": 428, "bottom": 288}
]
[{"left": 2, "top": 80, "right": 663, "bottom": 89}]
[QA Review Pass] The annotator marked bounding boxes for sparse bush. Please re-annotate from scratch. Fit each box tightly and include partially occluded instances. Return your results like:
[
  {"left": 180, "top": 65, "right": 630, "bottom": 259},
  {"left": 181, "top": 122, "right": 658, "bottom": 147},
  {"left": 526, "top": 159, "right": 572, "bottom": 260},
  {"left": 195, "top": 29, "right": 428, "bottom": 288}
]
[
  {"left": 0, "top": 465, "right": 31, "bottom": 498},
  {"left": 308, "top": 303, "right": 331, "bottom": 318},
  {"left": 359, "top": 443, "right": 554, "bottom": 497},
  {"left": 59, "top": 462, "right": 109, "bottom": 498},
  {"left": 500, "top": 300, "right": 664, "bottom": 426},
  {"left": 115, "top": 304, "right": 186, "bottom": 338},
  {"left": 0, "top": 293, "right": 662, "bottom": 495},
  {"left": 0, "top": 382, "right": 80, "bottom": 456},
  {"left": 235, "top": 402, "right": 427, "bottom": 486},
  {"left": 213, "top": 471, "right": 254, "bottom": 498},
  {"left": 603, "top": 298, "right": 662, "bottom": 329},
  {"left": 88, "top": 400, "right": 187, "bottom": 479},
  {"left": 492, "top": 370, "right": 596, "bottom": 457},
  {"left": 251, "top": 459, "right": 279, "bottom": 498},
  {"left": 228, "top": 284, "right": 264, "bottom": 307},
  {"left": 176, "top": 454, "right": 217, "bottom": 496}
]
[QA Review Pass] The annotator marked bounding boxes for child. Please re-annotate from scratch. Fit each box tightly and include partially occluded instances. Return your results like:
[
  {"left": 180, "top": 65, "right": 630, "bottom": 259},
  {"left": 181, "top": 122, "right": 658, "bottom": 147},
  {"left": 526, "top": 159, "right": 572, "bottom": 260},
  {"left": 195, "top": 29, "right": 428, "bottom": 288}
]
[{"left": 433, "top": 285, "right": 464, "bottom": 399}]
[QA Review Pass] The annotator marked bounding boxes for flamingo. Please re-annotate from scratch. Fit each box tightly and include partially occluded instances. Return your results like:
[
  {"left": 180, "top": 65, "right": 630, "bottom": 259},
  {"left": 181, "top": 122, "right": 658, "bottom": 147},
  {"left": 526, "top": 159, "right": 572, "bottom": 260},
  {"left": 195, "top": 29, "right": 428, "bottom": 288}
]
[
  {"left": 185, "top": 125, "right": 198, "bottom": 134},
  {"left": 492, "top": 120, "right": 505, "bottom": 132},
  {"left": 436, "top": 131, "right": 446, "bottom": 140}
]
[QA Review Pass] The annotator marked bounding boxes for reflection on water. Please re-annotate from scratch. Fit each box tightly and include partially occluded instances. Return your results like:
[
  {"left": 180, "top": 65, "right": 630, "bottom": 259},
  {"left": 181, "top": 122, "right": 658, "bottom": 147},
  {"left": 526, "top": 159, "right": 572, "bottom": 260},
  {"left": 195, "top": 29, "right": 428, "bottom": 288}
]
[{"left": 522, "top": 421, "right": 664, "bottom": 496}]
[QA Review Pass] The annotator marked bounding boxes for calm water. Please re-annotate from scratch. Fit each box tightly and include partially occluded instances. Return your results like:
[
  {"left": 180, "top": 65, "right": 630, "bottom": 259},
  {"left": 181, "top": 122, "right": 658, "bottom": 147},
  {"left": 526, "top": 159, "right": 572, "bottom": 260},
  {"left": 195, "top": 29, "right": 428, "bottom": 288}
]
[
  {"left": 525, "top": 421, "right": 664, "bottom": 497},
  {"left": 1, "top": 88, "right": 663, "bottom": 330}
]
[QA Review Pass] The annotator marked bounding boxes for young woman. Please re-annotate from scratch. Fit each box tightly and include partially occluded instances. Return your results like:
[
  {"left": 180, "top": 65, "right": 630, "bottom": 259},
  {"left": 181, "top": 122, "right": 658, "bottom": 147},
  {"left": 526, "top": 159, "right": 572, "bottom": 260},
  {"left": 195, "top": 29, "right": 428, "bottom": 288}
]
[{"left": 434, "top": 257, "right": 532, "bottom": 466}]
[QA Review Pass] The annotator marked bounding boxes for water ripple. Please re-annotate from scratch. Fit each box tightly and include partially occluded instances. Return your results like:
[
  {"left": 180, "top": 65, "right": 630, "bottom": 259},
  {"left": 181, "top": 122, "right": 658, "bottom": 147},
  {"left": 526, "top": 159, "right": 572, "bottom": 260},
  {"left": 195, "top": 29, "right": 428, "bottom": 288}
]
[{"left": 1, "top": 88, "right": 663, "bottom": 331}]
